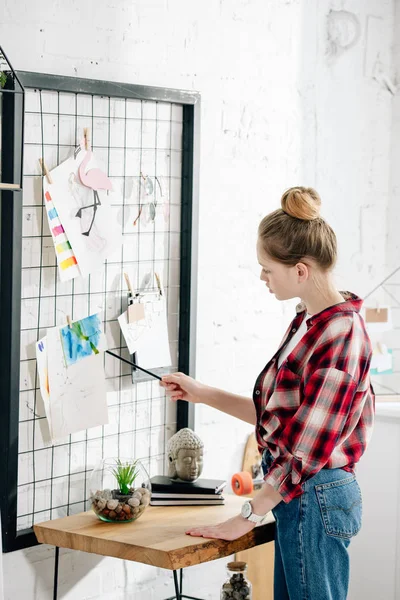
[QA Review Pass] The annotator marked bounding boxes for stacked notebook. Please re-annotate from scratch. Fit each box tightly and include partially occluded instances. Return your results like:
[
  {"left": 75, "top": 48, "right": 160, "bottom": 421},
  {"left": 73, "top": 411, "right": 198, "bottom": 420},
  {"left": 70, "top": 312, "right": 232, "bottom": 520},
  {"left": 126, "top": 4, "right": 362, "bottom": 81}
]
[{"left": 149, "top": 476, "right": 226, "bottom": 506}]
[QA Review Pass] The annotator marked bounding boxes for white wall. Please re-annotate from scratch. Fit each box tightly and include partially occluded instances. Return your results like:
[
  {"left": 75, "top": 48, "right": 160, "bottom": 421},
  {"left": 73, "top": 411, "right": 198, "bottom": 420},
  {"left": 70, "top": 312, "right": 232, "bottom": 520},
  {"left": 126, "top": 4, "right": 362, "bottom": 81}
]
[
  {"left": 387, "top": 0, "right": 400, "bottom": 391},
  {"left": 0, "top": 0, "right": 395, "bottom": 598},
  {"left": 389, "top": 0, "right": 400, "bottom": 271}
]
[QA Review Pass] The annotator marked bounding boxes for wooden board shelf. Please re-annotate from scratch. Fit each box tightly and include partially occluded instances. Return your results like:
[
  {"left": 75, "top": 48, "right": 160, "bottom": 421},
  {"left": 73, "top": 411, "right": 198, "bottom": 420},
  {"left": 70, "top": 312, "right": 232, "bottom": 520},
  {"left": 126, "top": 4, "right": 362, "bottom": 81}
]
[{"left": 0, "top": 182, "right": 21, "bottom": 190}]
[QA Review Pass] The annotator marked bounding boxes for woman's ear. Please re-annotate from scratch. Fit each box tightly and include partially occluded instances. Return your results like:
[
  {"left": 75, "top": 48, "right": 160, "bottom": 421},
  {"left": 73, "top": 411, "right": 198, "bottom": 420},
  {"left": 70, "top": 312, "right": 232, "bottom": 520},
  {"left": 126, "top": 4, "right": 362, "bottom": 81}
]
[{"left": 296, "top": 262, "right": 309, "bottom": 282}]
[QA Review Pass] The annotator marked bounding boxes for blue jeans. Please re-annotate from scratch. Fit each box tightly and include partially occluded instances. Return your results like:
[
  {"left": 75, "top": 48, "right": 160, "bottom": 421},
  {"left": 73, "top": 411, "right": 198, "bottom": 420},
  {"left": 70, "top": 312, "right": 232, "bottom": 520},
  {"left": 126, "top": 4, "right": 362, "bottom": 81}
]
[{"left": 262, "top": 449, "right": 362, "bottom": 599}]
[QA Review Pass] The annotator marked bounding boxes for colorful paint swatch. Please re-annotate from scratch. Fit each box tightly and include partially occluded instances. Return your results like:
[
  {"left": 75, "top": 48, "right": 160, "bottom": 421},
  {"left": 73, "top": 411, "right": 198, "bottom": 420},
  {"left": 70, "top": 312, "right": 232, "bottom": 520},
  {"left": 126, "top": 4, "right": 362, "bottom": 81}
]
[
  {"left": 42, "top": 181, "right": 81, "bottom": 282},
  {"left": 52, "top": 224, "right": 65, "bottom": 237},
  {"left": 56, "top": 241, "right": 72, "bottom": 253},
  {"left": 48, "top": 207, "right": 59, "bottom": 219},
  {"left": 59, "top": 313, "right": 107, "bottom": 367},
  {"left": 60, "top": 256, "right": 77, "bottom": 270}
]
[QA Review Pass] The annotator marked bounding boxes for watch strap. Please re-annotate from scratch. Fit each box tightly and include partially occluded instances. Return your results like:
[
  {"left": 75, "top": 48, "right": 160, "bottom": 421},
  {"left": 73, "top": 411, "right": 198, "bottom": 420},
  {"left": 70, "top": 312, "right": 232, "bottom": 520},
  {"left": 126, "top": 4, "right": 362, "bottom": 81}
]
[{"left": 247, "top": 511, "right": 265, "bottom": 524}]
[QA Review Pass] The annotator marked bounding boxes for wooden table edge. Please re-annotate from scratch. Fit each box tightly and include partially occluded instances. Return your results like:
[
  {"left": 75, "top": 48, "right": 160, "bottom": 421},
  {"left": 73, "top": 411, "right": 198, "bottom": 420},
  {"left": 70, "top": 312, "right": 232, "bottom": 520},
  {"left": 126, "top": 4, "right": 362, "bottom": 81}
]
[{"left": 34, "top": 520, "right": 275, "bottom": 571}]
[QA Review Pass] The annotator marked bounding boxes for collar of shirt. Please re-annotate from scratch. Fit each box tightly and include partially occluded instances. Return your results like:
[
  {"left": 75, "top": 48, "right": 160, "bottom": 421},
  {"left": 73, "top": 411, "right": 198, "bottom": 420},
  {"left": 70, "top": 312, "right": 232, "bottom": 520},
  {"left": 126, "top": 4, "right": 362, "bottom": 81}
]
[{"left": 294, "top": 291, "right": 363, "bottom": 330}]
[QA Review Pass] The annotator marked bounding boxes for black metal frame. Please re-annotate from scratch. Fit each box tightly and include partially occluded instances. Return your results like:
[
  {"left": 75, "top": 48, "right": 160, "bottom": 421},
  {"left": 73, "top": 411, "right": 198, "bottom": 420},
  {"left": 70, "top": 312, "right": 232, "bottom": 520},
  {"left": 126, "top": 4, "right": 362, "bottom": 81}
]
[
  {"left": 0, "top": 45, "right": 25, "bottom": 190},
  {"left": 0, "top": 71, "right": 200, "bottom": 553}
]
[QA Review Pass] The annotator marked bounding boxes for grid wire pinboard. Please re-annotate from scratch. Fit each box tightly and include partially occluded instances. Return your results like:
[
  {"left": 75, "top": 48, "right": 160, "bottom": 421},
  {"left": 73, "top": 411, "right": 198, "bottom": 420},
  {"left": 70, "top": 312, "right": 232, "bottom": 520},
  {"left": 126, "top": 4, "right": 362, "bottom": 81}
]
[{"left": 0, "top": 73, "right": 199, "bottom": 551}]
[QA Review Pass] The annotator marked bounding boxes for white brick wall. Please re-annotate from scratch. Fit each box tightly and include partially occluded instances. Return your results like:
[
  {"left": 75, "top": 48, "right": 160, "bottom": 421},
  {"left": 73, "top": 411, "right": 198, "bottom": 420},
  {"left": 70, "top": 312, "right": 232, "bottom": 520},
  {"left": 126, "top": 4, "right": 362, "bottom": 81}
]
[
  {"left": 0, "top": 1, "right": 395, "bottom": 599},
  {"left": 389, "top": 0, "right": 400, "bottom": 265}
]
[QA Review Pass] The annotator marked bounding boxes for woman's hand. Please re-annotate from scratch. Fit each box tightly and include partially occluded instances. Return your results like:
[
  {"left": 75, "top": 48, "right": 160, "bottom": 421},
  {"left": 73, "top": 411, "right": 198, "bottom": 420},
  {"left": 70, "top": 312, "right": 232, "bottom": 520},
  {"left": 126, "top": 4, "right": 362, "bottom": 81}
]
[
  {"left": 159, "top": 372, "right": 208, "bottom": 404},
  {"left": 185, "top": 515, "right": 256, "bottom": 541}
]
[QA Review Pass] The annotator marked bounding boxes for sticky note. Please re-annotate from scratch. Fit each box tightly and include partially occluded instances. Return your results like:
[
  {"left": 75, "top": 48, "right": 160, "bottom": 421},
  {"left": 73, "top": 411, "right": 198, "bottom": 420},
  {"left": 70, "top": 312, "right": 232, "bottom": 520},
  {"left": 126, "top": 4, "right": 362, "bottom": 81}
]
[{"left": 128, "top": 302, "right": 145, "bottom": 324}]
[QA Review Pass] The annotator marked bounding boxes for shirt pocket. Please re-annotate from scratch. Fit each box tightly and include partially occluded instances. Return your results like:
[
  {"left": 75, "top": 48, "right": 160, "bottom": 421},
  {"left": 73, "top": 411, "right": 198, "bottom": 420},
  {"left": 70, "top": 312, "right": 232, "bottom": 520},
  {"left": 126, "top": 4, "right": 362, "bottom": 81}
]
[
  {"left": 267, "top": 364, "right": 301, "bottom": 411},
  {"left": 315, "top": 475, "right": 362, "bottom": 539}
]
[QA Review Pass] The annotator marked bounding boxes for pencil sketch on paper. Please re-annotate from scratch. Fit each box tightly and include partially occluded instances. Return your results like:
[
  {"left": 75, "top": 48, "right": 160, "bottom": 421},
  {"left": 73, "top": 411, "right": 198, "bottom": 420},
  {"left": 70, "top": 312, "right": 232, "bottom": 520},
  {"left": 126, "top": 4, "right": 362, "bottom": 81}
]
[
  {"left": 77, "top": 147, "right": 113, "bottom": 236},
  {"left": 118, "top": 292, "right": 171, "bottom": 369},
  {"left": 47, "top": 146, "right": 122, "bottom": 278},
  {"left": 45, "top": 325, "right": 109, "bottom": 442}
]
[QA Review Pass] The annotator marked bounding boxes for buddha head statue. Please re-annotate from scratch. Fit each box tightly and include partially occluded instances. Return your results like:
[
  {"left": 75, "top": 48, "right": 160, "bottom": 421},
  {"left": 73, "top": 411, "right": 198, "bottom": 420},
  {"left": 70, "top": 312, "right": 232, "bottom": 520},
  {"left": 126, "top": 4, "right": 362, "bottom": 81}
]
[{"left": 167, "top": 428, "right": 204, "bottom": 481}]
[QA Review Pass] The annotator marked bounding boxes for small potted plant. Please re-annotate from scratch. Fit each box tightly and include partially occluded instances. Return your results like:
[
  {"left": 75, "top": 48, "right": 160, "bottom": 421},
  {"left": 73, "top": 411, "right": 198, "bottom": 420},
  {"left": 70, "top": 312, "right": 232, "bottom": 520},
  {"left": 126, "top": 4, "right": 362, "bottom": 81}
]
[{"left": 89, "top": 458, "right": 151, "bottom": 523}]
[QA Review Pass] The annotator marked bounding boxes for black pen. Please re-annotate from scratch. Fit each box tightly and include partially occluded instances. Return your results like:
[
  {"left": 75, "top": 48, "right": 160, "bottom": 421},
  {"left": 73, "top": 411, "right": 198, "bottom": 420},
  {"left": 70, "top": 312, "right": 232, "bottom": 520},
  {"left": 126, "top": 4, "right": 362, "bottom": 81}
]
[{"left": 105, "top": 349, "right": 162, "bottom": 381}]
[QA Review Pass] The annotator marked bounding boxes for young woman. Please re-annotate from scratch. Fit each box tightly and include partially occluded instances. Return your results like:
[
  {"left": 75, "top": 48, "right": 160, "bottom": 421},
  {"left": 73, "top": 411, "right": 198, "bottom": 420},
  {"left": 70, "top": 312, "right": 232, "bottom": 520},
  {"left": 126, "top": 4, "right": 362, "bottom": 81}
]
[{"left": 160, "top": 187, "right": 375, "bottom": 600}]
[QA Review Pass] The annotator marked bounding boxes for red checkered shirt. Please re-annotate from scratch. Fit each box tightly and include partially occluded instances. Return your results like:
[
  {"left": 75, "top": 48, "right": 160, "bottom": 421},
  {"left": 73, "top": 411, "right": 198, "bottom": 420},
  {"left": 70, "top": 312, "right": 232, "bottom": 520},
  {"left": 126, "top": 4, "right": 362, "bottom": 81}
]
[{"left": 253, "top": 292, "right": 375, "bottom": 504}]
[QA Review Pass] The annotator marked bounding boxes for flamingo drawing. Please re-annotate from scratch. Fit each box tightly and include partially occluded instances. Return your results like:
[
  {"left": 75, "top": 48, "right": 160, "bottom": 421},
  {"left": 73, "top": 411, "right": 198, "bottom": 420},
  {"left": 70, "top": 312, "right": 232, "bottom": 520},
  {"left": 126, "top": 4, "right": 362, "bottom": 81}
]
[{"left": 77, "top": 150, "right": 113, "bottom": 236}]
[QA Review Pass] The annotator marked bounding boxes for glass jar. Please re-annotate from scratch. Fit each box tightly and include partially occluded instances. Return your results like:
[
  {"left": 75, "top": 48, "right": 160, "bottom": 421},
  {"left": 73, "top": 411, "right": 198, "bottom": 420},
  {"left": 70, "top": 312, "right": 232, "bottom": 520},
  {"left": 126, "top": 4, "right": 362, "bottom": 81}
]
[
  {"left": 220, "top": 561, "right": 252, "bottom": 600},
  {"left": 88, "top": 458, "right": 151, "bottom": 523}
]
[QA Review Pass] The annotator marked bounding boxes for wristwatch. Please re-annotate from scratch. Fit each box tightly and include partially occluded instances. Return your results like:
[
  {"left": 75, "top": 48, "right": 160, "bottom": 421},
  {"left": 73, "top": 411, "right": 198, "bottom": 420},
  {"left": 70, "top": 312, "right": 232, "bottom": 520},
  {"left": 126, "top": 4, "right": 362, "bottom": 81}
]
[{"left": 240, "top": 500, "right": 267, "bottom": 525}]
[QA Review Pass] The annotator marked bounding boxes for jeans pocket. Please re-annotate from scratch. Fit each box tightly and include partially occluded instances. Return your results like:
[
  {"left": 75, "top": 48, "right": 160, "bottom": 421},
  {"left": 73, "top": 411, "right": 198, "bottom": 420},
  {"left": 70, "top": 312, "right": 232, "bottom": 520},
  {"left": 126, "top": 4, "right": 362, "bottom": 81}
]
[{"left": 315, "top": 475, "right": 362, "bottom": 539}]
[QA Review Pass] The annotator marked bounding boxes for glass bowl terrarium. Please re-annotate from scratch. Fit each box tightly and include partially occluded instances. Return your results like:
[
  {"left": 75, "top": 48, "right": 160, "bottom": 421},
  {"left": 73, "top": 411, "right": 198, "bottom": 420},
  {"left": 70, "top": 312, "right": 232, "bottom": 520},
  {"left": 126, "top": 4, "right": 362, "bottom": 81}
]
[{"left": 89, "top": 458, "right": 151, "bottom": 523}]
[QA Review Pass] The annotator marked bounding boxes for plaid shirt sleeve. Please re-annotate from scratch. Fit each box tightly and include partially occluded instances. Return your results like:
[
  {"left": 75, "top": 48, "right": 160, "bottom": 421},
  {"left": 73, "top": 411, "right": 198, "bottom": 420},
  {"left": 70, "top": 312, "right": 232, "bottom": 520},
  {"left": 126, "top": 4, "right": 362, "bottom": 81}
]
[{"left": 263, "top": 321, "right": 369, "bottom": 503}]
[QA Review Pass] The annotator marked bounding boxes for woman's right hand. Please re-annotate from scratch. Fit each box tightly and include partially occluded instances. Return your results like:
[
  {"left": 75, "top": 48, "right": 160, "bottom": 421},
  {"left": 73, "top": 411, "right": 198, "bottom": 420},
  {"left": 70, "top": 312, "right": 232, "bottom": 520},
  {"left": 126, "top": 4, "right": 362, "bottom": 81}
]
[{"left": 159, "top": 372, "right": 207, "bottom": 404}]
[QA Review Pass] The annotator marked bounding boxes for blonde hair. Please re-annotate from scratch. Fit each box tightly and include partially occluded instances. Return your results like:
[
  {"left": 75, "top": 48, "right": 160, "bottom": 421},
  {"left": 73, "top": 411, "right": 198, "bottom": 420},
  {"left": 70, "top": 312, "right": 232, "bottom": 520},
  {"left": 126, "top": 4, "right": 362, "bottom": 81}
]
[{"left": 258, "top": 186, "right": 337, "bottom": 270}]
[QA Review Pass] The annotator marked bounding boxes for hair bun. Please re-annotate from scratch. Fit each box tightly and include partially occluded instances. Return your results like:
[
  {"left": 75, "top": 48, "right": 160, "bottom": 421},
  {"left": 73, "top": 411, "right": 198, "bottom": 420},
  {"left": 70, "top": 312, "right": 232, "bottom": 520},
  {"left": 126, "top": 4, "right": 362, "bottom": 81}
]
[{"left": 281, "top": 186, "right": 321, "bottom": 221}]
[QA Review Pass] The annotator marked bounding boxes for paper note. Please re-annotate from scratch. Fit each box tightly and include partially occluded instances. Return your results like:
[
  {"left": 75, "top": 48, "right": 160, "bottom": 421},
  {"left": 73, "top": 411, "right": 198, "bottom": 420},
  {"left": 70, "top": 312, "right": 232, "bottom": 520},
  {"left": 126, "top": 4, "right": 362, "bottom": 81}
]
[
  {"left": 128, "top": 302, "right": 145, "bottom": 324},
  {"left": 118, "top": 293, "right": 171, "bottom": 369},
  {"left": 46, "top": 325, "right": 108, "bottom": 442},
  {"left": 370, "top": 343, "right": 393, "bottom": 375},
  {"left": 118, "top": 308, "right": 148, "bottom": 354},
  {"left": 364, "top": 306, "right": 392, "bottom": 333},
  {"left": 35, "top": 336, "right": 53, "bottom": 438},
  {"left": 135, "top": 298, "right": 171, "bottom": 369},
  {"left": 46, "top": 147, "right": 122, "bottom": 278}
]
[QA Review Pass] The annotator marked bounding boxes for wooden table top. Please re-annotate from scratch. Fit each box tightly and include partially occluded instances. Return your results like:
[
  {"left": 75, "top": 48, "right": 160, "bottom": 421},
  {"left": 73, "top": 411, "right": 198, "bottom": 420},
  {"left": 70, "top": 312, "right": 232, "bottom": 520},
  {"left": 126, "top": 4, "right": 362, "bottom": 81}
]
[{"left": 34, "top": 494, "right": 275, "bottom": 570}]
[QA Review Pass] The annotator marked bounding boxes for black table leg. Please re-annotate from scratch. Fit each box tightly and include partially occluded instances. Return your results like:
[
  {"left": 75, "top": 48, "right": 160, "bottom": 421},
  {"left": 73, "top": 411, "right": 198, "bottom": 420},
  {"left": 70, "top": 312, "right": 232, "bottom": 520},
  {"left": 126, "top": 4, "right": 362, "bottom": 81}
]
[
  {"left": 53, "top": 546, "right": 59, "bottom": 600},
  {"left": 163, "top": 567, "right": 206, "bottom": 600},
  {"left": 173, "top": 570, "right": 182, "bottom": 600}
]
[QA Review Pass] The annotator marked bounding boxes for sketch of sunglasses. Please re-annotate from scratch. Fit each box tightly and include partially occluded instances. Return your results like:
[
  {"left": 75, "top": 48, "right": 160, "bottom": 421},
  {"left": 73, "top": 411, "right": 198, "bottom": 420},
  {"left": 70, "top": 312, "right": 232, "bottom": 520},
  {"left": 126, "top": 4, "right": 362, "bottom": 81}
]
[{"left": 133, "top": 172, "right": 164, "bottom": 226}]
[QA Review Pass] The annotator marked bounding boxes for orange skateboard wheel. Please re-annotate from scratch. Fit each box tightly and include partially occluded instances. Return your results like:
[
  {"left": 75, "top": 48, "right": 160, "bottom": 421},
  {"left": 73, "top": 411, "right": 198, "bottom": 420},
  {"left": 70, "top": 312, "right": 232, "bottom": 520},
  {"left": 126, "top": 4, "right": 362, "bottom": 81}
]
[{"left": 231, "top": 471, "right": 253, "bottom": 496}]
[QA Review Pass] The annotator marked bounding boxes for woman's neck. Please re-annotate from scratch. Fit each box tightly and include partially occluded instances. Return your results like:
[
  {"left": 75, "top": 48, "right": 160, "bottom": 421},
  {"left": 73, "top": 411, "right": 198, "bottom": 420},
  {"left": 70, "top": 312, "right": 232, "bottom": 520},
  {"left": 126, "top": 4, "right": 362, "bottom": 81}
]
[{"left": 300, "top": 283, "right": 345, "bottom": 316}]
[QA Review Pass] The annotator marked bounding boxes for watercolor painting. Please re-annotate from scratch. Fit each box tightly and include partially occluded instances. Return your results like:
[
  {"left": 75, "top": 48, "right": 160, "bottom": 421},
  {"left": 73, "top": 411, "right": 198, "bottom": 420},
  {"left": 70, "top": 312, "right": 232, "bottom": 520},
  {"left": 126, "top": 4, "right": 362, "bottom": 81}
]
[{"left": 59, "top": 313, "right": 107, "bottom": 367}]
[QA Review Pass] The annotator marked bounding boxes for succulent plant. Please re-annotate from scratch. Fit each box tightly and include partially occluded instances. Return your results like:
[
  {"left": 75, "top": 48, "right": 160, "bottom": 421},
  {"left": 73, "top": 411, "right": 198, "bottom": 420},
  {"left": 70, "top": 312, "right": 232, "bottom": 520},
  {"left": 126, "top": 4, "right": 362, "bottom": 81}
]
[{"left": 111, "top": 459, "right": 139, "bottom": 495}]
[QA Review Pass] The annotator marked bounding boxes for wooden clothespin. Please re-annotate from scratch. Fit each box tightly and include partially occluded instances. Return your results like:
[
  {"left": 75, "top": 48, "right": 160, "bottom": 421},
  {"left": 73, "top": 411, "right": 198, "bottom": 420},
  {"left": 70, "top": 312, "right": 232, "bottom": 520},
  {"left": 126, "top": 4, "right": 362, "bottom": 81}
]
[
  {"left": 83, "top": 127, "right": 90, "bottom": 151},
  {"left": 155, "top": 272, "right": 162, "bottom": 296},
  {"left": 124, "top": 272, "right": 144, "bottom": 323},
  {"left": 39, "top": 158, "right": 53, "bottom": 184},
  {"left": 66, "top": 315, "right": 72, "bottom": 329},
  {"left": 124, "top": 272, "right": 134, "bottom": 297}
]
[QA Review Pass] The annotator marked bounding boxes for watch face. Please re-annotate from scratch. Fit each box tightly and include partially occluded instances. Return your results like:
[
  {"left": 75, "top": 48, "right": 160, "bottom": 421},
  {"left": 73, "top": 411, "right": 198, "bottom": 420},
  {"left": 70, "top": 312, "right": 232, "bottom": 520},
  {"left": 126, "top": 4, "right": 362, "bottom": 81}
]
[{"left": 241, "top": 501, "right": 252, "bottom": 519}]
